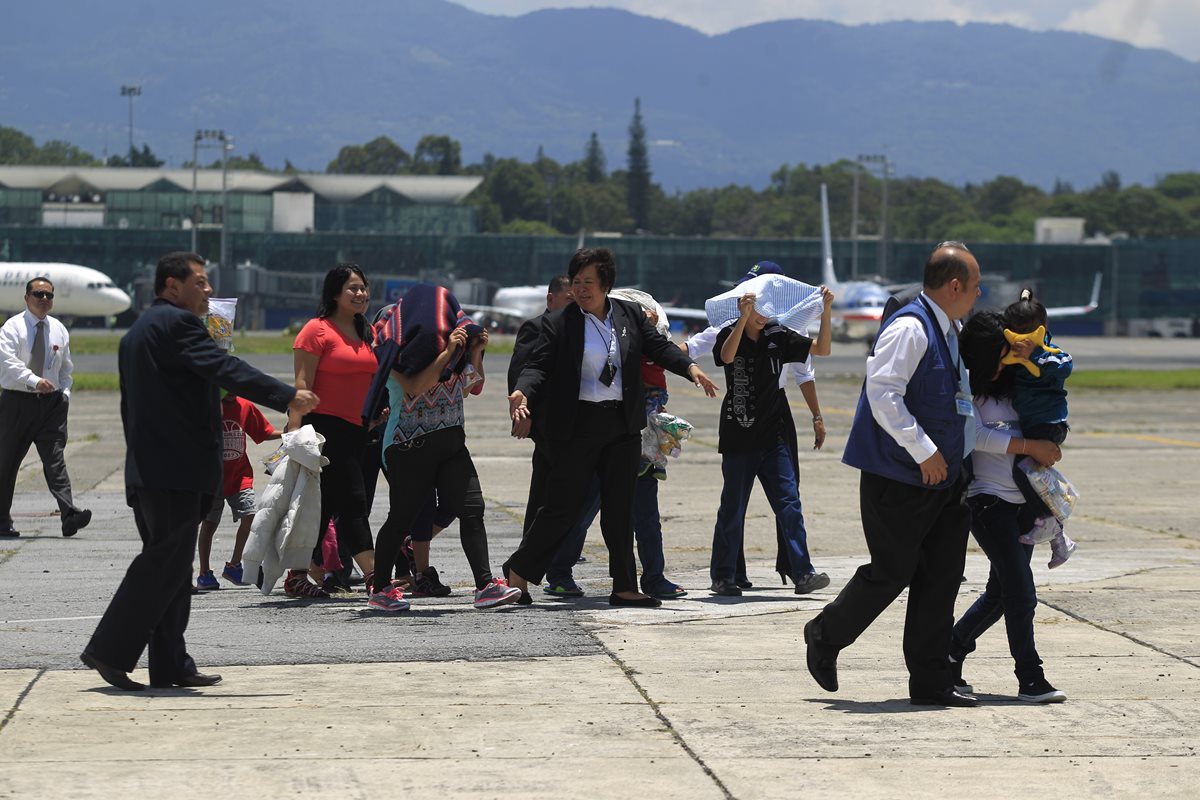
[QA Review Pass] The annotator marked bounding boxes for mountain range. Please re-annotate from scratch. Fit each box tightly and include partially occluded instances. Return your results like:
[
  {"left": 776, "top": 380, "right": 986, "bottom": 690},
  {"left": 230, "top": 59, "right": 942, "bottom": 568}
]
[{"left": 2, "top": 0, "right": 1197, "bottom": 190}]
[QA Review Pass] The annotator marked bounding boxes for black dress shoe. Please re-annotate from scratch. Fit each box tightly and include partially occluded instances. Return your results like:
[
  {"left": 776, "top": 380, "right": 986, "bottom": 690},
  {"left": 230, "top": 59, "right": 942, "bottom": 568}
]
[
  {"left": 0, "top": 528, "right": 19, "bottom": 538},
  {"left": 910, "top": 688, "right": 979, "bottom": 707},
  {"left": 62, "top": 509, "right": 92, "bottom": 537},
  {"left": 608, "top": 593, "right": 662, "bottom": 608},
  {"left": 80, "top": 652, "right": 145, "bottom": 691},
  {"left": 516, "top": 590, "right": 533, "bottom": 605},
  {"left": 152, "top": 672, "right": 223, "bottom": 689},
  {"left": 710, "top": 579, "right": 742, "bottom": 597},
  {"left": 804, "top": 618, "right": 839, "bottom": 692}
]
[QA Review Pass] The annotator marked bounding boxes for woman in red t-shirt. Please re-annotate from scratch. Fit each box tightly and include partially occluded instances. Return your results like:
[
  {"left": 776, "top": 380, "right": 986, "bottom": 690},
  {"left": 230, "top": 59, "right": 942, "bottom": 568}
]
[{"left": 285, "top": 264, "right": 380, "bottom": 597}]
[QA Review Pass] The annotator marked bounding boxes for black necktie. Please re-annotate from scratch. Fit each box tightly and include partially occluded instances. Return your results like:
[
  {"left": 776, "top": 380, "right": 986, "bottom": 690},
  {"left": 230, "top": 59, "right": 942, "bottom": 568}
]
[{"left": 30, "top": 321, "right": 46, "bottom": 378}]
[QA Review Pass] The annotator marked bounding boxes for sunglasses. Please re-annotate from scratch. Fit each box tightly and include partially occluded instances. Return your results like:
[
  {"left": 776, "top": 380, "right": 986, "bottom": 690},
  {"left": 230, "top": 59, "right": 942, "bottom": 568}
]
[{"left": 29, "top": 291, "right": 54, "bottom": 300}]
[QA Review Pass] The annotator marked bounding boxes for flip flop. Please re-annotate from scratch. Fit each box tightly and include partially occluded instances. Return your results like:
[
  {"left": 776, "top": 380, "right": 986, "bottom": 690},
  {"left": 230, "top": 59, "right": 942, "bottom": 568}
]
[{"left": 648, "top": 583, "right": 688, "bottom": 600}]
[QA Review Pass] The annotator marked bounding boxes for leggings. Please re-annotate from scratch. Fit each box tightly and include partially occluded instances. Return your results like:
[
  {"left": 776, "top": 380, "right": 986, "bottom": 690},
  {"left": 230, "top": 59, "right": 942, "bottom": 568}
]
[{"left": 374, "top": 426, "right": 479, "bottom": 592}]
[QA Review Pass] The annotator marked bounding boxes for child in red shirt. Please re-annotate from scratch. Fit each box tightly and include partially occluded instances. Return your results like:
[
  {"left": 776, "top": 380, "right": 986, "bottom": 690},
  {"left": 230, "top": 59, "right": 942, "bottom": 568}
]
[{"left": 196, "top": 392, "right": 281, "bottom": 590}]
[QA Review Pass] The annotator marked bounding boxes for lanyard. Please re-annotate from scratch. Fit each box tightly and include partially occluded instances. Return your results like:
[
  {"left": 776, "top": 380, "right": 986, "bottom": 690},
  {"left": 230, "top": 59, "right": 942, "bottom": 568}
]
[{"left": 587, "top": 314, "right": 617, "bottom": 372}]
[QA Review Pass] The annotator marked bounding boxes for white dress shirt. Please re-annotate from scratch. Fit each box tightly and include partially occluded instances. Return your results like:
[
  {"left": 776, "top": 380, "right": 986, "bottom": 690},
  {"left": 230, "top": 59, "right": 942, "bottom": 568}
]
[
  {"left": 578, "top": 307, "right": 623, "bottom": 402},
  {"left": 864, "top": 292, "right": 964, "bottom": 465},
  {"left": 0, "top": 309, "right": 74, "bottom": 398}
]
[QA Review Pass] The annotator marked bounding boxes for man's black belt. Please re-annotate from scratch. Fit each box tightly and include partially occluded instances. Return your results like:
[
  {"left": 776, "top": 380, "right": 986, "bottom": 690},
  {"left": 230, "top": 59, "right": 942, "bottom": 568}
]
[{"left": 580, "top": 399, "right": 622, "bottom": 409}]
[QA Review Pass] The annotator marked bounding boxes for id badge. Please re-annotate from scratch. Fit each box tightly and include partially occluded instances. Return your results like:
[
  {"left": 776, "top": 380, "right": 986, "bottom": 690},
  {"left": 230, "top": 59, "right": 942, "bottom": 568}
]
[{"left": 955, "top": 391, "right": 975, "bottom": 418}]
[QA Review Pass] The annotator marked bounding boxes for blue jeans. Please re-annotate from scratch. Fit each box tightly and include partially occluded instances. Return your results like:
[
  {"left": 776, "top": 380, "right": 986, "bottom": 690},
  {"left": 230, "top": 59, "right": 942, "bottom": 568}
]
[
  {"left": 951, "top": 494, "right": 1044, "bottom": 684},
  {"left": 710, "top": 438, "right": 812, "bottom": 582},
  {"left": 545, "top": 471, "right": 671, "bottom": 592}
]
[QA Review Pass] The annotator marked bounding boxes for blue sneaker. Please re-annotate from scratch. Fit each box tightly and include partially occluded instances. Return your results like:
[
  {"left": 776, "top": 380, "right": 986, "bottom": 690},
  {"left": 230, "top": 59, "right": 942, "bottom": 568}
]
[
  {"left": 543, "top": 580, "right": 585, "bottom": 598},
  {"left": 221, "top": 562, "right": 248, "bottom": 585},
  {"left": 196, "top": 570, "right": 220, "bottom": 591}
]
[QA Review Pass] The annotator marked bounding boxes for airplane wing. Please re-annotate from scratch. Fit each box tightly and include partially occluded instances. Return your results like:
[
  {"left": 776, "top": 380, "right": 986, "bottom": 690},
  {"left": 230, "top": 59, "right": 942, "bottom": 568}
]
[
  {"left": 661, "top": 305, "right": 709, "bottom": 322},
  {"left": 1045, "top": 273, "right": 1102, "bottom": 318},
  {"left": 459, "top": 303, "right": 529, "bottom": 321}
]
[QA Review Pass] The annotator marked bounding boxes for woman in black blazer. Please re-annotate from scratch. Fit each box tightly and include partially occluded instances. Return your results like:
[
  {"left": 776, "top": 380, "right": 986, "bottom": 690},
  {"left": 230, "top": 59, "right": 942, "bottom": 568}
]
[{"left": 506, "top": 248, "right": 718, "bottom": 607}]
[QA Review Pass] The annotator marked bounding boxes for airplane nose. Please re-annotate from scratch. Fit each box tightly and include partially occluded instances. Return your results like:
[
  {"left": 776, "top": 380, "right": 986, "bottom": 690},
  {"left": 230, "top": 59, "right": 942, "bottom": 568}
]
[{"left": 104, "top": 288, "right": 133, "bottom": 314}]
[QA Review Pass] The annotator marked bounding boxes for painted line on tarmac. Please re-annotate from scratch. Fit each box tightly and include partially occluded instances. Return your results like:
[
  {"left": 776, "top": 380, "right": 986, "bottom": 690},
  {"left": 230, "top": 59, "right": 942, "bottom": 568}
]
[
  {"left": 1080, "top": 431, "right": 1200, "bottom": 448},
  {"left": 0, "top": 607, "right": 234, "bottom": 626}
]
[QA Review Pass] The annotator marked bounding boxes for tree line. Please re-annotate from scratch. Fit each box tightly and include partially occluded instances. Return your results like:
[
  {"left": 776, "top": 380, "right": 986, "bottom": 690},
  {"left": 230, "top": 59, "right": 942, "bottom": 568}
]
[{"left": 4, "top": 111, "right": 1199, "bottom": 241}]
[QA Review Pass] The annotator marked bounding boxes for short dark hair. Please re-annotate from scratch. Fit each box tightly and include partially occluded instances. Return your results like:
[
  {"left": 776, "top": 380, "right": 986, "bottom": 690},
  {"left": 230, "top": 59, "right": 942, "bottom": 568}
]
[
  {"left": 960, "top": 310, "right": 1014, "bottom": 400},
  {"left": 924, "top": 241, "right": 972, "bottom": 290},
  {"left": 547, "top": 274, "right": 570, "bottom": 294},
  {"left": 155, "top": 252, "right": 205, "bottom": 295},
  {"left": 567, "top": 248, "right": 616, "bottom": 291},
  {"left": 1003, "top": 287, "right": 1047, "bottom": 334},
  {"left": 317, "top": 263, "right": 371, "bottom": 341},
  {"left": 25, "top": 277, "right": 53, "bottom": 294}
]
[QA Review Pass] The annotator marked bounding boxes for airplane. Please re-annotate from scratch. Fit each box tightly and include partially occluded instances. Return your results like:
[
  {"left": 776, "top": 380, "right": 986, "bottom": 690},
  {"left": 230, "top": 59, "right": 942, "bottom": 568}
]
[
  {"left": 0, "top": 262, "right": 132, "bottom": 319},
  {"left": 817, "top": 184, "right": 1102, "bottom": 340},
  {"left": 460, "top": 285, "right": 552, "bottom": 330},
  {"left": 818, "top": 184, "right": 893, "bottom": 342}
]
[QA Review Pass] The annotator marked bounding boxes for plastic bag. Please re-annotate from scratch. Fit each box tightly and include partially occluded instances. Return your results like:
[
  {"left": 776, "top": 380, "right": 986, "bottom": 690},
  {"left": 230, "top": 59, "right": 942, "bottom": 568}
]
[
  {"left": 261, "top": 442, "right": 287, "bottom": 476},
  {"left": 641, "top": 412, "right": 694, "bottom": 469},
  {"left": 1018, "top": 461, "right": 1079, "bottom": 523},
  {"left": 206, "top": 297, "right": 238, "bottom": 352}
]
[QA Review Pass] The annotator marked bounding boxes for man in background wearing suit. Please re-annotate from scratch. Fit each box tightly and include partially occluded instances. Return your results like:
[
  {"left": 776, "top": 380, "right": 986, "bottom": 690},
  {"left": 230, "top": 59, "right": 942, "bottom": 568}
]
[
  {"left": 0, "top": 277, "right": 91, "bottom": 537},
  {"left": 507, "top": 274, "right": 571, "bottom": 535},
  {"left": 81, "top": 252, "right": 318, "bottom": 691}
]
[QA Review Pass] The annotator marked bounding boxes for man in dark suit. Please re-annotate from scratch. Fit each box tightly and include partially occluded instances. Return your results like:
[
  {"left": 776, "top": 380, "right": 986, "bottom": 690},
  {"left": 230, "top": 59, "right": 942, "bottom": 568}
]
[
  {"left": 81, "top": 252, "right": 318, "bottom": 691},
  {"left": 505, "top": 248, "right": 718, "bottom": 606},
  {"left": 507, "top": 275, "right": 571, "bottom": 535}
]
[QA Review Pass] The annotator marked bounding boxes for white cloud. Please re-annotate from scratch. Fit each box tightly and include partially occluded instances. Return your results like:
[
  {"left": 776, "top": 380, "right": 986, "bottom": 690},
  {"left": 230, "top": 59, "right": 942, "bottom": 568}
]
[{"left": 451, "top": 0, "right": 1199, "bottom": 60}]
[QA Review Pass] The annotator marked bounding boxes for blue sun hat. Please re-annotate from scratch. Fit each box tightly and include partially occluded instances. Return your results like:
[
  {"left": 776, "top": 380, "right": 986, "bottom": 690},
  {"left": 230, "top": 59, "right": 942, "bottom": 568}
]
[{"left": 738, "top": 260, "right": 784, "bottom": 285}]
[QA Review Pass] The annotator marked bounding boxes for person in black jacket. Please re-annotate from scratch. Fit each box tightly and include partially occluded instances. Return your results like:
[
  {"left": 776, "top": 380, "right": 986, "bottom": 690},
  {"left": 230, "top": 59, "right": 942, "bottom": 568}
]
[
  {"left": 81, "top": 252, "right": 318, "bottom": 691},
  {"left": 507, "top": 275, "right": 572, "bottom": 534},
  {"left": 505, "top": 248, "right": 718, "bottom": 607}
]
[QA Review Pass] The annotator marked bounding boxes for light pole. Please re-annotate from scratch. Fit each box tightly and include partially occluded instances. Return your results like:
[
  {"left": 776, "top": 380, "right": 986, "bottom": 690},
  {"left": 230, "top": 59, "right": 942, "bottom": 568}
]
[
  {"left": 852, "top": 153, "right": 893, "bottom": 279},
  {"left": 189, "top": 130, "right": 232, "bottom": 267},
  {"left": 120, "top": 85, "right": 141, "bottom": 158}
]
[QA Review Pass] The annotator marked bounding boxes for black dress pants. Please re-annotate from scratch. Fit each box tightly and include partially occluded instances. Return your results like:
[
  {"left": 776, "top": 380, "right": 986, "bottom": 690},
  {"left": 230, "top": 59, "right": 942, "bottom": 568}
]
[
  {"left": 86, "top": 488, "right": 207, "bottom": 684},
  {"left": 0, "top": 390, "right": 79, "bottom": 528},
  {"left": 505, "top": 402, "right": 640, "bottom": 594},
  {"left": 813, "top": 470, "right": 970, "bottom": 696}
]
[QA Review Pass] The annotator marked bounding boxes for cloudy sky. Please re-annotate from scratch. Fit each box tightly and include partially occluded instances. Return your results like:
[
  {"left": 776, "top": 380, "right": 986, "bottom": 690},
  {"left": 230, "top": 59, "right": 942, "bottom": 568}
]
[{"left": 453, "top": 0, "right": 1200, "bottom": 62}]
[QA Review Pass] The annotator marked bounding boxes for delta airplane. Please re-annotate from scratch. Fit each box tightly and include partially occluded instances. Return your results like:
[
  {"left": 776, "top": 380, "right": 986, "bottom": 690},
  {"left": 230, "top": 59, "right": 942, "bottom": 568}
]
[{"left": 0, "top": 262, "right": 132, "bottom": 318}]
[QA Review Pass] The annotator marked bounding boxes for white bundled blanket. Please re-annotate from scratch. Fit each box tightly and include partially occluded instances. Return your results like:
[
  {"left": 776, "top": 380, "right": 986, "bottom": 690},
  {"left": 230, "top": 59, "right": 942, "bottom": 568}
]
[
  {"left": 704, "top": 274, "right": 824, "bottom": 333},
  {"left": 242, "top": 424, "right": 328, "bottom": 594}
]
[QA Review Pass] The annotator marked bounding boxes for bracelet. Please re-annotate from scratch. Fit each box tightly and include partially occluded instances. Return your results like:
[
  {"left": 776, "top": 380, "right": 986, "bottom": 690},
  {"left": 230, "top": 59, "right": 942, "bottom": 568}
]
[
  {"left": 1021, "top": 439, "right": 1026, "bottom": 455},
  {"left": 812, "top": 415, "right": 823, "bottom": 423}
]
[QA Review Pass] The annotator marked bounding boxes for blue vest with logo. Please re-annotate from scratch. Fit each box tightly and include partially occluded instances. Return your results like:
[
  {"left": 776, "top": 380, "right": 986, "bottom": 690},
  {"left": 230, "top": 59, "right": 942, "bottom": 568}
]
[{"left": 841, "top": 297, "right": 964, "bottom": 489}]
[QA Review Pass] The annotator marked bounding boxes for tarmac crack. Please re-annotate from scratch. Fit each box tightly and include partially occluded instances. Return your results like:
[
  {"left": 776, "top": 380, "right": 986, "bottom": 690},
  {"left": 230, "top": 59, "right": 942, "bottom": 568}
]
[
  {"left": 592, "top": 634, "right": 737, "bottom": 800},
  {"left": 0, "top": 668, "right": 45, "bottom": 736},
  {"left": 1040, "top": 598, "right": 1200, "bottom": 669}
]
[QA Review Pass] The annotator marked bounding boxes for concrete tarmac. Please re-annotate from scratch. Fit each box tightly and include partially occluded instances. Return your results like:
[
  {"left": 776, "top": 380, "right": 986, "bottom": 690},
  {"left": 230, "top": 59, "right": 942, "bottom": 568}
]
[{"left": 1, "top": 351, "right": 1198, "bottom": 798}]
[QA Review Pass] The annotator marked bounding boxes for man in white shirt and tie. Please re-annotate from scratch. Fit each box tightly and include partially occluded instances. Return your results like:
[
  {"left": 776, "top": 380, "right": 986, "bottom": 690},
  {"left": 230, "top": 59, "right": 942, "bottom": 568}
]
[
  {"left": 0, "top": 277, "right": 91, "bottom": 537},
  {"left": 803, "top": 242, "right": 982, "bottom": 707}
]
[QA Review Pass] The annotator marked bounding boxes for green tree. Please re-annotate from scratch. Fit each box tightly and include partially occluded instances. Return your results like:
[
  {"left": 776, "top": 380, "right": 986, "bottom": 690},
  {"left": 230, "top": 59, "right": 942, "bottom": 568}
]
[
  {"left": 0, "top": 126, "right": 39, "bottom": 163},
  {"left": 412, "top": 134, "right": 463, "bottom": 175},
  {"left": 584, "top": 132, "right": 606, "bottom": 183},
  {"left": 626, "top": 98, "right": 651, "bottom": 231},
  {"left": 36, "top": 139, "right": 98, "bottom": 166},
  {"left": 107, "top": 144, "right": 163, "bottom": 168},
  {"left": 479, "top": 158, "right": 545, "bottom": 225},
  {"left": 326, "top": 136, "right": 411, "bottom": 174}
]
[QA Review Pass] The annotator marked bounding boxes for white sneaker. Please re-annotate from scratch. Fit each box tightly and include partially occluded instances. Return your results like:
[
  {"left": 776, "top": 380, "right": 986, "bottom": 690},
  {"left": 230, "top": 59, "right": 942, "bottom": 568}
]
[
  {"left": 367, "top": 586, "right": 410, "bottom": 612},
  {"left": 474, "top": 578, "right": 522, "bottom": 609},
  {"left": 1048, "top": 532, "right": 1077, "bottom": 569}
]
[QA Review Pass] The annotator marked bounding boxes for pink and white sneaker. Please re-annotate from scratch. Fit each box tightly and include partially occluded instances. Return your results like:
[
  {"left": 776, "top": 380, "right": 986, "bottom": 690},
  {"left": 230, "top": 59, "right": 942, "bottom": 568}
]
[
  {"left": 367, "top": 586, "right": 410, "bottom": 612},
  {"left": 1048, "top": 532, "right": 1077, "bottom": 569},
  {"left": 473, "top": 578, "right": 522, "bottom": 609}
]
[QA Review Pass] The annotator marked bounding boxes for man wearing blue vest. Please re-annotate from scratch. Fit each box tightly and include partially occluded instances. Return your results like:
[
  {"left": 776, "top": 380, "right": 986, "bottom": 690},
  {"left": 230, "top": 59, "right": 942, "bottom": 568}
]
[{"left": 804, "top": 242, "right": 982, "bottom": 707}]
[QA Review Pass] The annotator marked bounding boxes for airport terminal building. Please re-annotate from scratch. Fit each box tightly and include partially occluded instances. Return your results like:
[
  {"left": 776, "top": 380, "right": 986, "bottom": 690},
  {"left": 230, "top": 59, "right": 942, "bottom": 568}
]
[{"left": 1, "top": 165, "right": 1196, "bottom": 332}]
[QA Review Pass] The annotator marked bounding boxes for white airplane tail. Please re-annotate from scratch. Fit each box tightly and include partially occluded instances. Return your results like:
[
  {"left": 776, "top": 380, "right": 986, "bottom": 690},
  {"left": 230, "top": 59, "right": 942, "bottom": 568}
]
[{"left": 820, "top": 183, "right": 838, "bottom": 288}]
